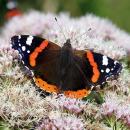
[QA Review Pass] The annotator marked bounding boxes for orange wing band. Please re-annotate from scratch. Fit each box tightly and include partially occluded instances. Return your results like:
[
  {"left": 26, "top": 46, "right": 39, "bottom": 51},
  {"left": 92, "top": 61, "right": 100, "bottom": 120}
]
[
  {"left": 64, "top": 89, "right": 91, "bottom": 99},
  {"left": 35, "top": 77, "right": 59, "bottom": 93},
  {"left": 35, "top": 78, "right": 91, "bottom": 98},
  {"left": 86, "top": 51, "right": 100, "bottom": 83},
  {"left": 5, "top": 9, "right": 21, "bottom": 19},
  {"left": 29, "top": 40, "right": 48, "bottom": 67}
]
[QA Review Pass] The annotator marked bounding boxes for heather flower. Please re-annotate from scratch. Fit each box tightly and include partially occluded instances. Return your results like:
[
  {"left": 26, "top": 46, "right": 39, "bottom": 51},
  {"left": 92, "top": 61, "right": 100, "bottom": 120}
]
[
  {"left": 79, "top": 14, "right": 130, "bottom": 52},
  {"left": 107, "top": 65, "right": 130, "bottom": 94},
  {"left": 39, "top": 94, "right": 88, "bottom": 116},
  {"left": 83, "top": 102, "right": 101, "bottom": 121},
  {"left": 116, "top": 104, "right": 130, "bottom": 119},
  {"left": 101, "top": 92, "right": 130, "bottom": 127},
  {"left": 101, "top": 92, "right": 120, "bottom": 116},
  {"left": 0, "top": 47, "right": 14, "bottom": 68},
  {"left": 48, "top": 95, "right": 87, "bottom": 114},
  {"left": 0, "top": 46, "right": 25, "bottom": 83},
  {"left": 0, "top": 82, "right": 48, "bottom": 127},
  {"left": 37, "top": 111, "right": 85, "bottom": 130},
  {"left": 86, "top": 121, "right": 113, "bottom": 130}
]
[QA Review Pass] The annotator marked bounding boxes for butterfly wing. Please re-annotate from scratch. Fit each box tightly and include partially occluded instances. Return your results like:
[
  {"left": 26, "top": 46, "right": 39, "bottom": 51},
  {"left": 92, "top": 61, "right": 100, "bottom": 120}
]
[
  {"left": 11, "top": 35, "right": 61, "bottom": 68},
  {"left": 33, "top": 48, "right": 91, "bottom": 89},
  {"left": 11, "top": 35, "right": 62, "bottom": 93},
  {"left": 60, "top": 47, "right": 122, "bottom": 99},
  {"left": 11, "top": 36, "right": 92, "bottom": 98},
  {"left": 59, "top": 54, "right": 92, "bottom": 99},
  {"left": 81, "top": 50, "right": 122, "bottom": 85}
]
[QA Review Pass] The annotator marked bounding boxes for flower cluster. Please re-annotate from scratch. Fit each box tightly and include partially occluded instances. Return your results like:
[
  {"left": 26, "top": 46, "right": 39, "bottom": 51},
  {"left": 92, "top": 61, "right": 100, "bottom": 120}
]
[
  {"left": 0, "top": 82, "right": 48, "bottom": 127},
  {"left": 46, "top": 95, "right": 87, "bottom": 114},
  {"left": 37, "top": 111, "right": 85, "bottom": 130},
  {"left": 101, "top": 92, "right": 130, "bottom": 126}
]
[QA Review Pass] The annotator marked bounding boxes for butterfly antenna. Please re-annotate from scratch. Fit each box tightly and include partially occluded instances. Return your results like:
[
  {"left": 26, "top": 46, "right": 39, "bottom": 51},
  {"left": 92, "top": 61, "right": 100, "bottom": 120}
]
[
  {"left": 55, "top": 17, "right": 69, "bottom": 41},
  {"left": 71, "top": 28, "right": 92, "bottom": 43}
]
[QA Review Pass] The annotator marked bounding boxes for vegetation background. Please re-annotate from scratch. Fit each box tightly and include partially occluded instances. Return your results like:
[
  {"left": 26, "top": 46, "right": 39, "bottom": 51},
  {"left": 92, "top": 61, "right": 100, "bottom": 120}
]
[{"left": 0, "top": 0, "right": 130, "bottom": 32}]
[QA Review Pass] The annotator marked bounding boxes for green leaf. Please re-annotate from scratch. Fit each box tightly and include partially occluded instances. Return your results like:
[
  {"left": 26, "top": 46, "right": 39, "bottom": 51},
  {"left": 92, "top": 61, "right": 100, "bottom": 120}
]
[{"left": 83, "top": 91, "right": 104, "bottom": 104}]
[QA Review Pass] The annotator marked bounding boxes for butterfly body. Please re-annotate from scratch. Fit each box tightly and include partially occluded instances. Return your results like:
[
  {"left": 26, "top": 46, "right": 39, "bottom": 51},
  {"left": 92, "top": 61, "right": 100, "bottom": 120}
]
[{"left": 11, "top": 35, "right": 122, "bottom": 98}]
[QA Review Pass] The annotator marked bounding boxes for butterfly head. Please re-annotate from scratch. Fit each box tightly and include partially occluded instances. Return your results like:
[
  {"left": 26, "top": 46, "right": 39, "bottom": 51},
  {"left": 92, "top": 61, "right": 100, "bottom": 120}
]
[{"left": 63, "top": 39, "right": 72, "bottom": 49}]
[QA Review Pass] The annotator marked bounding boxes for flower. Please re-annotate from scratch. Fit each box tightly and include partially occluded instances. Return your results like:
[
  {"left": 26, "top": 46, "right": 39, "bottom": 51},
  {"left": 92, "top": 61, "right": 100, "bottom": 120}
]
[
  {"left": 52, "top": 95, "right": 87, "bottom": 114},
  {"left": 101, "top": 92, "right": 120, "bottom": 116},
  {"left": 107, "top": 65, "right": 130, "bottom": 94},
  {"left": 0, "top": 82, "right": 47, "bottom": 127},
  {"left": 37, "top": 111, "right": 85, "bottom": 130},
  {"left": 101, "top": 92, "right": 130, "bottom": 126}
]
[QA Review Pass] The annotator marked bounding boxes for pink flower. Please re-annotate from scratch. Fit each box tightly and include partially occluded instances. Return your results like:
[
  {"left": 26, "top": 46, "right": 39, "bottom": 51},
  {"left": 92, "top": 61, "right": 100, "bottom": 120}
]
[
  {"left": 101, "top": 93, "right": 130, "bottom": 127},
  {"left": 126, "top": 115, "right": 130, "bottom": 126},
  {"left": 57, "top": 95, "right": 87, "bottom": 114},
  {"left": 101, "top": 93, "right": 120, "bottom": 115},
  {"left": 37, "top": 111, "right": 85, "bottom": 130}
]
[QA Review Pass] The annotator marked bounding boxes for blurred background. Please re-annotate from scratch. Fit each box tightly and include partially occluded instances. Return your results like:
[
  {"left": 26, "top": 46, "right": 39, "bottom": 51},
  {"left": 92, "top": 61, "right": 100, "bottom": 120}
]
[{"left": 0, "top": 0, "right": 130, "bottom": 32}]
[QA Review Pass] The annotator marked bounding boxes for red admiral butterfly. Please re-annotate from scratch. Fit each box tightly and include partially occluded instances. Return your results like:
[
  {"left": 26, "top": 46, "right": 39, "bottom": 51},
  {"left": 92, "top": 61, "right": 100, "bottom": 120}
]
[
  {"left": 5, "top": 0, "right": 21, "bottom": 20},
  {"left": 11, "top": 35, "right": 122, "bottom": 99}
]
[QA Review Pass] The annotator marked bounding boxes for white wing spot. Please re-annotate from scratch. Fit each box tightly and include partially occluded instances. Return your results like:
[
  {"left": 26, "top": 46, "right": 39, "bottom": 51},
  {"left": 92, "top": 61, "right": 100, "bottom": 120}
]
[
  {"left": 18, "top": 35, "right": 21, "bottom": 43},
  {"left": 18, "top": 35, "right": 21, "bottom": 39},
  {"left": 19, "top": 43, "right": 21, "bottom": 46},
  {"left": 26, "top": 36, "right": 33, "bottom": 46},
  {"left": 106, "top": 68, "right": 110, "bottom": 73},
  {"left": 22, "top": 46, "right": 26, "bottom": 51},
  {"left": 114, "top": 61, "right": 117, "bottom": 65},
  {"left": 101, "top": 69, "right": 104, "bottom": 73},
  {"left": 31, "top": 71, "right": 34, "bottom": 76},
  {"left": 25, "top": 66, "right": 29, "bottom": 70},
  {"left": 22, "top": 60, "right": 25, "bottom": 64},
  {"left": 102, "top": 56, "right": 108, "bottom": 66},
  {"left": 27, "top": 50, "right": 30, "bottom": 53},
  {"left": 19, "top": 54, "right": 22, "bottom": 59}
]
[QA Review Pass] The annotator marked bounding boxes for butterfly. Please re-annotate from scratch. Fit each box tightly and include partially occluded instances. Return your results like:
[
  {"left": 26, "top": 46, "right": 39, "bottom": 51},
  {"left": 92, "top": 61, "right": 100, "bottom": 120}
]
[
  {"left": 5, "top": 0, "right": 21, "bottom": 20},
  {"left": 11, "top": 35, "right": 122, "bottom": 99}
]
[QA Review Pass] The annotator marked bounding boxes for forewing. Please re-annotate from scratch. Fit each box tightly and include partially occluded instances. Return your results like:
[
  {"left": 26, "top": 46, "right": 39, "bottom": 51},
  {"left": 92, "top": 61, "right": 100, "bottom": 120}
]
[{"left": 84, "top": 50, "right": 122, "bottom": 85}]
